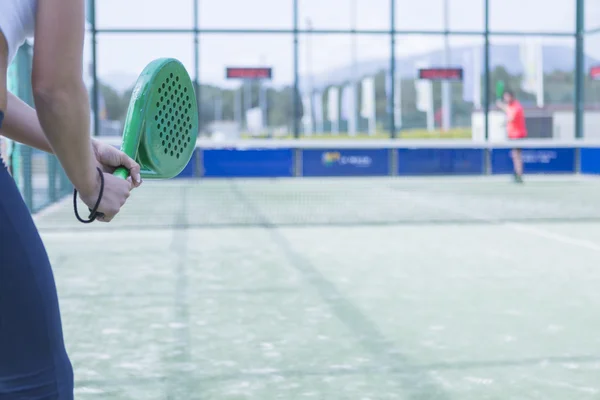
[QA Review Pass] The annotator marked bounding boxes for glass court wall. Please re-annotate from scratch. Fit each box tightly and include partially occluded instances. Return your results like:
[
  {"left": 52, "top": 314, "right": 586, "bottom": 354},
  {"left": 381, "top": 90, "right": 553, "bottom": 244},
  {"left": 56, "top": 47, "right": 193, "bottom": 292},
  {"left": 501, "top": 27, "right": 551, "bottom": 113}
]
[{"left": 87, "top": 0, "right": 592, "bottom": 140}]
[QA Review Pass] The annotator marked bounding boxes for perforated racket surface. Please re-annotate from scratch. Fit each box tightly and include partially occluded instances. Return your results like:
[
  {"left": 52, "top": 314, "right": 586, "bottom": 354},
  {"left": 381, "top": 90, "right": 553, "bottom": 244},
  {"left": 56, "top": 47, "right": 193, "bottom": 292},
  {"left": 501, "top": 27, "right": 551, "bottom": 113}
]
[
  {"left": 86, "top": 58, "right": 198, "bottom": 222},
  {"left": 114, "top": 57, "right": 199, "bottom": 180}
]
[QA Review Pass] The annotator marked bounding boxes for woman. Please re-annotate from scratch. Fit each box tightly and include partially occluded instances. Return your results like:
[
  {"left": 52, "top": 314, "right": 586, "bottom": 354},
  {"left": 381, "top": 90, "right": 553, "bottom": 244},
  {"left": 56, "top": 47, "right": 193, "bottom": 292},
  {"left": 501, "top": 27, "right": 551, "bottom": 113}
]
[{"left": 0, "top": 0, "right": 142, "bottom": 397}]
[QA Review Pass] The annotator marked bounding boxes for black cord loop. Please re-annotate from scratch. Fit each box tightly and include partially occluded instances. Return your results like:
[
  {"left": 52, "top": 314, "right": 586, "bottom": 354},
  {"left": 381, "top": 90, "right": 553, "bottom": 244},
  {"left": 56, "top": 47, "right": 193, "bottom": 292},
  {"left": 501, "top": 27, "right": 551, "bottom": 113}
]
[{"left": 73, "top": 167, "right": 104, "bottom": 223}]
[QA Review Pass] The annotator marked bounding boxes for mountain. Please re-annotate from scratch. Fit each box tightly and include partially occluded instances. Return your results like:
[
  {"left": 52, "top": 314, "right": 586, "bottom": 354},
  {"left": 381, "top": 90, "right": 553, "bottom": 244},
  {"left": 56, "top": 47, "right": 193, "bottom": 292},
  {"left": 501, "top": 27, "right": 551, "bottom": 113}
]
[
  {"left": 99, "top": 43, "right": 600, "bottom": 92},
  {"left": 305, "top": 43, "right": 600, "bottom": 90}
]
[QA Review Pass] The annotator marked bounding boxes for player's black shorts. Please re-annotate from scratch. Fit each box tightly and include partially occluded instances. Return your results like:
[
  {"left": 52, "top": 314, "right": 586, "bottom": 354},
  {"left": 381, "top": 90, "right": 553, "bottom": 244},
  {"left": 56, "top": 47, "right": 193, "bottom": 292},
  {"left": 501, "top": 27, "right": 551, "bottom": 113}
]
[{"left": 0, "top": 125, "right": 74, "bottom": 398}]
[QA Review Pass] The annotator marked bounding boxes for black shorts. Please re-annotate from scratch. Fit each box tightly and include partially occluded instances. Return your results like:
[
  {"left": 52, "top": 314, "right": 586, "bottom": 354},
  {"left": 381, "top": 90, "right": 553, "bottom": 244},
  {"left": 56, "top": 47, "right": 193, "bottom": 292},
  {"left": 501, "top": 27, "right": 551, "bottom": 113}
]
[{"left": 0, "top": 157, "right": 74, "bottom": 398}]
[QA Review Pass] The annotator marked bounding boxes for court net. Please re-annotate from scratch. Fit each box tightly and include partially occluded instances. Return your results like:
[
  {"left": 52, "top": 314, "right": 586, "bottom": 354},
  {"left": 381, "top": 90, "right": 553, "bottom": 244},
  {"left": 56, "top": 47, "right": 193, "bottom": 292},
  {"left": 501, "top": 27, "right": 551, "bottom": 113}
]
[{"left": 32, "top": 138, "right": 600, "bottom": 232}]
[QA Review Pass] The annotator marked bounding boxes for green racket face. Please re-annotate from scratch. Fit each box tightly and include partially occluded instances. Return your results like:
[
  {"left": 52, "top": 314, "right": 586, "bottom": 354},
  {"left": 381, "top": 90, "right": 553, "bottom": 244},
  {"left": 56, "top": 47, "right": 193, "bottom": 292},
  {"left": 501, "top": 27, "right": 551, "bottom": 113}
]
[
  {"left": 119, "top": 58, "right": 198, "bottom": 179},
  {"left": 496, "top": 80, "right": 505, "bottom": 100}
]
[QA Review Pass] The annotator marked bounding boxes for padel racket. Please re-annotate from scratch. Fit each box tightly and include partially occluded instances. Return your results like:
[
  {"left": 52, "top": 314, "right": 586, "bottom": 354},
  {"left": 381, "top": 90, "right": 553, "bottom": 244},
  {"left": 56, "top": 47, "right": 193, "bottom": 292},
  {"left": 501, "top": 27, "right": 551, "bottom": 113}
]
[
  {"left": 495, "top": 80, "right": 505, "bottom": 100},
  {"left": 77, "top": 58, "right": 198, "bottom": 222},
  {"left": 114, "top": 57, "right": 199, "bottom": 180}
]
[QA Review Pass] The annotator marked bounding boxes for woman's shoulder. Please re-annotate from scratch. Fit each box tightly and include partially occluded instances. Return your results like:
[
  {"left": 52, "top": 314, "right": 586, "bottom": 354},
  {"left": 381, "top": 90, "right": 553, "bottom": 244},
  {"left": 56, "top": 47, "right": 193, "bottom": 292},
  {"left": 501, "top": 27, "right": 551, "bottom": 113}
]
[{"left": 0, "top": 0, "right": 37, "bottom": 64}]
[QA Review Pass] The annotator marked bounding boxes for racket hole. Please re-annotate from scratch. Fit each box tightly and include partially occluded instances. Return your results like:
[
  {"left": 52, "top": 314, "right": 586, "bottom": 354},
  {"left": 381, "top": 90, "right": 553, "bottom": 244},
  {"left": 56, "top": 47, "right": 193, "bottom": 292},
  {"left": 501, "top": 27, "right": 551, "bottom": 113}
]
[
  {"left": 162, "top": 105, "right": 166, "bottom": 111},
  {"left": 167, "top": 121, "right": 171, "bottom": 127},
  {"left": 169, "top": 108, "right": 173, "bottom": 113},
  {"left": 184, "top": 87, "right": 187, "bottom": 92},
  {"left": 160, "top": 96, "right": 164, "bottom": 102},
  {"left": 170, "top": 151, "right": 174, "bottom": 156},
  {"left": 176, "top": 76, "right": 179, "bottom": 81},
  {"left": 176, "top": 153, "right": 180, "bottom": 159},
  {"left": 164, "top": 148, "right": 168, "bottom": 154},
  {"left": 186, "top": 96, "right": 189, "bottom": 101},
  {"left": 159, "top": 132, "right": 163, "bottom": 138},
  {"left": 166, "top": 78, "right": 170, "bottom": 84},
  {"left": 157, "top": 124, "right": 161, "bottom": 129},
  {"left": 167, "top": 100, "right": 170, "bottom": 105},
  {"left": 170, "top": 73, "right": 173, "bottom": 78},
  {"left": 156, "top": 102, "right": 160, "bottom": 107},
  {"left": 162, "top": 83, "right": 165, "bottom": 88},
  {"left": 162, "top": 140, "right": 165, "bottom": 145},
  {"left": 171, "top": 95, "right": 174, "bottom": 100}
]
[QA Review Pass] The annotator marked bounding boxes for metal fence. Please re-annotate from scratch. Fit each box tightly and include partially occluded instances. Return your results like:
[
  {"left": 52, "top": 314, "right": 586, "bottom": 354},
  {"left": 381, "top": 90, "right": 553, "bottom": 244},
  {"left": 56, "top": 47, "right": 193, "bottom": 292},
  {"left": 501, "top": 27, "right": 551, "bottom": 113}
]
[
  {"left": 88, "top": 0, "right": 591, "bottom": 140},
  {"left": 6, "top": 42, "right": 72, "bottom": 213},
  {"left": 1, "top": 0, "right": 598, "bottom": 213}
]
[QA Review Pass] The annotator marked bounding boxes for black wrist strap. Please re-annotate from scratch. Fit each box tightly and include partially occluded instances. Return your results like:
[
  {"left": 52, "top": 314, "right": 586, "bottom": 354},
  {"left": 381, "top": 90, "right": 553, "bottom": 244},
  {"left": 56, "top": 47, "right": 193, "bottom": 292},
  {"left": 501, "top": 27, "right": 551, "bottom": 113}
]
[{"left": 73, "top": 167, "right": 104, "bottom": 223}]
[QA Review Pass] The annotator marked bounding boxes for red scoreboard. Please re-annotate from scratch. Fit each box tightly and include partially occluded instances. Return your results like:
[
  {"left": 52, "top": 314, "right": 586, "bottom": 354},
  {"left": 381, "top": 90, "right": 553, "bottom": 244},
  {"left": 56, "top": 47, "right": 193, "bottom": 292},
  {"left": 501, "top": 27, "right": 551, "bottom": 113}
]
[
  {"left": 226, "top": 67, "right": 272, "bottom": 80},
  {"left": 418, "top": 67, "right": 463, "bottom": 81}
]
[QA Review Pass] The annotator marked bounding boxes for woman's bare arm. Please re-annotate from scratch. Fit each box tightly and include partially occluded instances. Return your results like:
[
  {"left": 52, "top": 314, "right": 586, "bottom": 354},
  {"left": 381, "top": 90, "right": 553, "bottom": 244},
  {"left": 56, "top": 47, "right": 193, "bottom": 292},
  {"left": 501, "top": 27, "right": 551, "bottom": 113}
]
[
  {"left": 31, "top": 0, "right": 99, "bottom": 199},
  {"left": 1, "top": 92, "right": 53, "bottom": 153}
]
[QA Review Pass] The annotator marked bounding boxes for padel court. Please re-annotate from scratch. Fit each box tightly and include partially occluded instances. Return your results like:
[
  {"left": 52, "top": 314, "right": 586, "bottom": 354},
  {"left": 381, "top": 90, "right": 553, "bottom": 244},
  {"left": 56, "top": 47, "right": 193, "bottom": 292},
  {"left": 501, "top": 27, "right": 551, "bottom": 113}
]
[{"left": 34, "top": 175, "right": 600, "bottom": 400}]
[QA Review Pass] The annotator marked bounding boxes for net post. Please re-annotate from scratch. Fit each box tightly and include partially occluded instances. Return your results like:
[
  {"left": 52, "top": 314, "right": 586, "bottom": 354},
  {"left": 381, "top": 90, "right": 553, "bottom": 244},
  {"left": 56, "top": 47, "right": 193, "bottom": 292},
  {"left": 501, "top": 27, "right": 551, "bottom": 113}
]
[
  {"left": 195, "top": 146, "right": 203, "bottom": 177},
  {"left": 294, "top": 148, "right": 302, "bottom": 177},
  {"left": 48, "top": 154, "right": 58, "bottom": 203},
  {"left": 389, "top": 148, "right": 397, "bottom": 177},
  {"left": 21, "top": 145, "right": 33, "bottom": 211}
]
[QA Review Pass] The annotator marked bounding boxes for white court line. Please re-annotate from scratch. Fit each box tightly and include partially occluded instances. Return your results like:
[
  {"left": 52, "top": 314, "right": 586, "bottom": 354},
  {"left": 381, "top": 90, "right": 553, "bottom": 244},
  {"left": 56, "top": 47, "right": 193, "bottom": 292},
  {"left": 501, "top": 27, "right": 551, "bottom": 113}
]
[{"left": 393, "top": 189, "right": 600, "bottom": 253}]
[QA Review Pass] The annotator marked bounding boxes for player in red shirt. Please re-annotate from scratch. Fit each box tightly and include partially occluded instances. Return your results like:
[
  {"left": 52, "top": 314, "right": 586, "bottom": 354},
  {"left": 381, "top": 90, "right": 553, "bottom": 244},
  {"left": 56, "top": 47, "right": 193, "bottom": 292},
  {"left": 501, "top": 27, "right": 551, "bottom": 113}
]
[{"left": 497, "top": 90, "right": 527, "bottom": 183}]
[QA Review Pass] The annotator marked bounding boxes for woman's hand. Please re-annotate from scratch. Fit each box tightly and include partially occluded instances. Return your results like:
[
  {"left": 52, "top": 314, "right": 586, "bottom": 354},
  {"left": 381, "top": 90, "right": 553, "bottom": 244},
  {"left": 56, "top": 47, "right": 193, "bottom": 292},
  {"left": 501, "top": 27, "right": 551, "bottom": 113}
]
[
  {"left": 92, "top": 138, "right": 142, "bottom": 188},
  {"left": 76, "top": 139, "right": 144, "bottom": 222}
]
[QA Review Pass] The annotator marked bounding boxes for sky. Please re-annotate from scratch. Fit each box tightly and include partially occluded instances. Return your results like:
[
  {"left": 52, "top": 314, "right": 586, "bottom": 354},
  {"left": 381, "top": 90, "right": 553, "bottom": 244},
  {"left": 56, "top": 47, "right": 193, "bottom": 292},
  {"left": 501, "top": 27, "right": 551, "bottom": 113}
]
[{"left": 86, "top": 0, "right": 600, "bottom": 90}]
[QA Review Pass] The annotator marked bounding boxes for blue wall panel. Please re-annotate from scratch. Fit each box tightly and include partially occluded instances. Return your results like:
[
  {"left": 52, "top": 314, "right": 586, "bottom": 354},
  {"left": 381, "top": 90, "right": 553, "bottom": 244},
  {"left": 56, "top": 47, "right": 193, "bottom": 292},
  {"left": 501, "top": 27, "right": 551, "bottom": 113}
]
[
  {"left": 202, "top": 148, "right": 294, "bottom": 177},
  {"left": 302, "top": 148, "right": 389, "bottom": 176},
  {"left": 491, "top": 148, "right": 575, "bottom": 174},
  {"left": 175, "top": 149, "right": 196, "bottom": 178},
  {"left": 397, "top": 148, "right": 484, "bottom": 175},
  {"left": 580, "top": 148, "right": 600, "bottom": 174}
]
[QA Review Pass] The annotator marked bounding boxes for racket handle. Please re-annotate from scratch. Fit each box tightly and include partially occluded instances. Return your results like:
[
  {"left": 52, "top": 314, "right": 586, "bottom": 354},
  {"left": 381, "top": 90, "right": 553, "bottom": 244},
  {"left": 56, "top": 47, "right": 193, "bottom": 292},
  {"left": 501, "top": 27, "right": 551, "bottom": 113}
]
[{"left": 114, "top": 167, "right": 130, "bottom": 180}]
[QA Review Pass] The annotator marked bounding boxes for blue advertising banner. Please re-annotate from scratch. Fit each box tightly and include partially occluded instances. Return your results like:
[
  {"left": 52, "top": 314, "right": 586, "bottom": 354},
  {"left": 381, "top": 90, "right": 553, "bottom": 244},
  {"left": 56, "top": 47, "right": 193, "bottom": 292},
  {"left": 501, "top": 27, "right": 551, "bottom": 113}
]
[
  {"left": 175, "top": 149, "right": 197, "bottom": 178},
  {"left": 491, "top": 148, "right": 575, "bottom": 174},
  {"left": 302, "top": 148, "right": 389, "bottom": 177},
  {"left": 580, "top": 148, "right": 600, "bottom": 174},
  {"left": 202, "top": 148, "right": 294, "bottom": 177},
  {"left": 397, "top": 148, "right": 484, "bottom": 175}
]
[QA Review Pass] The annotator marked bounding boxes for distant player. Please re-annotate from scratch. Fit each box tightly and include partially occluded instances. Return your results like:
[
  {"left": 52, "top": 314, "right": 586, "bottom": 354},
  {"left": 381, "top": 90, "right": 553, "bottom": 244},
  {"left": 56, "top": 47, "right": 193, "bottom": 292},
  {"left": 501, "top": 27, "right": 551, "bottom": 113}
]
[{"left": 497, "top": 89, "right": 527, "bottom": 183}]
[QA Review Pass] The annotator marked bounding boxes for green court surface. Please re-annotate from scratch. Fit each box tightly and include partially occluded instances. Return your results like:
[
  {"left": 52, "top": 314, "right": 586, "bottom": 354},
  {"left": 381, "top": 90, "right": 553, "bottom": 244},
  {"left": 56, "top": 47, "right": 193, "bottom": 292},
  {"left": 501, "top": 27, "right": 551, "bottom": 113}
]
[{"left": 35, "top": 176, "right": 600, "bottom": 399}]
